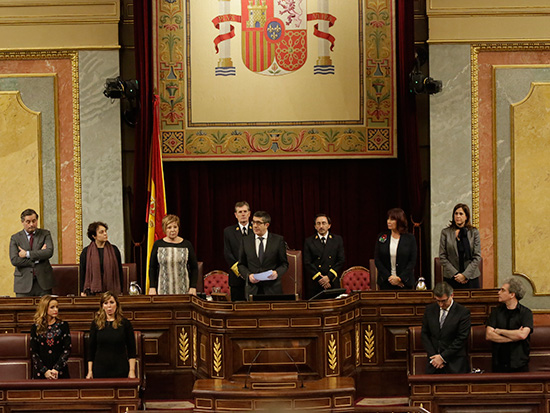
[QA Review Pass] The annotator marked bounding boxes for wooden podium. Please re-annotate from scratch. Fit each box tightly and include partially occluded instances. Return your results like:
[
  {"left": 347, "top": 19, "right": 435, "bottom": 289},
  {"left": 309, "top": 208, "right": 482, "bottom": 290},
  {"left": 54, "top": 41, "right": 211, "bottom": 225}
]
[{"left": 193, "top": 375, "right": 355, "bottom": 412}]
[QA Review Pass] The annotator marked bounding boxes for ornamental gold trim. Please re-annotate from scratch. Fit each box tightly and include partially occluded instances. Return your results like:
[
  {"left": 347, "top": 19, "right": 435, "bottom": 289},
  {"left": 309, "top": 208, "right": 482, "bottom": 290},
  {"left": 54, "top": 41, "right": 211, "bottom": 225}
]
[
  {"left": 0, "top": 50, "right": 81, "bottom": 262},
  {"left": 328, "top": 334, "right": 337, "bottom": 372},
  {"left": 213, "top": 337, "right": 222, "bottom": 375},
  {"left": 70, "top": 51, "right": 83, "bottom": 258},
  {"left": 355, "top": 324, "right": 360, "bottom": 366},
  {"left": 179, "top": 329, "right": 189, "bottom": 363},
  {"left": 470, "top": 42, "right": 550, "bottom": 284},
  {"left": 364, "top": 325, "right": 375, "bottom": 361},
  {"left": 193, "top": 325, "right": 197, "bottom": 368}
]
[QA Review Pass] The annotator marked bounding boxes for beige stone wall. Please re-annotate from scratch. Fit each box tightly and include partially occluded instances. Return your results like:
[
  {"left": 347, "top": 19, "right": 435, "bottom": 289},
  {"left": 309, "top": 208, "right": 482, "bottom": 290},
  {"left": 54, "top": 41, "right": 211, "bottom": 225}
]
[
  {"left": 428, "top": 1, "right": 550, "bottom": 43},
  {"left": 0, "top": 0, "right": 119, "bottom": 49}
]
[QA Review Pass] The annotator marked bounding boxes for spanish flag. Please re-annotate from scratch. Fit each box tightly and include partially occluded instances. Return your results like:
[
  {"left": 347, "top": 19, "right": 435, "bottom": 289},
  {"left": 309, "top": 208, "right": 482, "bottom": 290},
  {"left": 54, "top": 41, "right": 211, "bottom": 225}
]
[{"left": 145, "top": 95, "right": 167, "bottom": 293}]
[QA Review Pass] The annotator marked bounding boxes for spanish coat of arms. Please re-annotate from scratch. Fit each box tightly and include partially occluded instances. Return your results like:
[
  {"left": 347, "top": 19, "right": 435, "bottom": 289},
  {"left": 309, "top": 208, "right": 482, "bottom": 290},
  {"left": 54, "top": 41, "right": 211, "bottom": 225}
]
[{"left": 212, "top": 0, "right": 336, "bottom": 76}]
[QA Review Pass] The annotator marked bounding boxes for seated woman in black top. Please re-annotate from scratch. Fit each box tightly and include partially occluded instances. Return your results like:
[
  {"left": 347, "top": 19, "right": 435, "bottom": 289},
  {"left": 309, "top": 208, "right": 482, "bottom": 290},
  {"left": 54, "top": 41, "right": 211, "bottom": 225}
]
[
  {"left": 86, "top": 291, "right": 136, "bottom": 378},
  {"left": 30, "top": 295, "right": 71, "bottom": 379},
  {"left": 80, "top": 222, "right": 123, "bottom": 296}
]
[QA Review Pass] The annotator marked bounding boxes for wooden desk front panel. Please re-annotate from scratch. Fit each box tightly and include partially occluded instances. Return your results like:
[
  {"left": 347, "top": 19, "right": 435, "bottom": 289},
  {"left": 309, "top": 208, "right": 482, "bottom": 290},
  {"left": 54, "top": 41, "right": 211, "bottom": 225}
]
[
  {"left": 410, "top": 373, "right": 550, "bottom": 413},
  {"left": 0, "top": 290, "right": 498, "bottom": 399}
]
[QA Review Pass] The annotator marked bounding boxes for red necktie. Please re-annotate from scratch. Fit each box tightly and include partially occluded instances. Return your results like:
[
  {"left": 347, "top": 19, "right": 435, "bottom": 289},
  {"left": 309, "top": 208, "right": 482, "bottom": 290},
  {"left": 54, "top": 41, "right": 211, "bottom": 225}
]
[{"left": 29, "top": 233, "right": 34, "bottom": 249}]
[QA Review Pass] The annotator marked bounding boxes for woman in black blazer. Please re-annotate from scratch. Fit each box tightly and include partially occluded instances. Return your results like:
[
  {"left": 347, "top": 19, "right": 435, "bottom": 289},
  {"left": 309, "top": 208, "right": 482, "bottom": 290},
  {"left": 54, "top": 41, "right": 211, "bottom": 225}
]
[
  {"left": 374, "top": 208, "right": 417, "bottom": 290},
  {"left": 439, "top": 203, "right": 481, "bottom": 289}
]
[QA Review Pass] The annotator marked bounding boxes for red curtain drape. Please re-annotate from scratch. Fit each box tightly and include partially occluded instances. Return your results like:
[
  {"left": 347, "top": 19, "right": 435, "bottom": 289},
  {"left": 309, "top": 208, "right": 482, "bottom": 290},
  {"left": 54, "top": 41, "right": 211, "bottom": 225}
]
[{"left": 131, "top": 0, "right": 423, "bottom": 286}]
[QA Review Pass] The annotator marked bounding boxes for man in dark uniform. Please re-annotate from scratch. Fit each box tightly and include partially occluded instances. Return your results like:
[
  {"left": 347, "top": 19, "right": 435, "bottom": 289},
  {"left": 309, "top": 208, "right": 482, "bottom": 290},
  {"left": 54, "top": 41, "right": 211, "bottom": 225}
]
[
  {"left": 486, "top": 278, "right": 533, "bottom": 372},
  {"left": 303, "top": 214, "right": 345, "bottom": 299},
  {"left": 223, "top": 201, "right": 252, "bottom": 301}
]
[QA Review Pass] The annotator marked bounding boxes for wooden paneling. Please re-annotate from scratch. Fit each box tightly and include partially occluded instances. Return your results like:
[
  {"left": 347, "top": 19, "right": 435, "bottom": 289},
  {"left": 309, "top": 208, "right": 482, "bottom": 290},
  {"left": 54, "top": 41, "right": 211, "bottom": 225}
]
[{"left": 0, "top": 290, "right": 499, "bottom": 399}]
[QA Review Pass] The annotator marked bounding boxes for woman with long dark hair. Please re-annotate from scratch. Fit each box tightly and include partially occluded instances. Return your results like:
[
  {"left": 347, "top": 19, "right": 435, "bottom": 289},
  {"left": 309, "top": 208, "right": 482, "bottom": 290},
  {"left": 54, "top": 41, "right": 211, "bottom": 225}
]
[{"left": 439, "top": 203, "right": 481, "bottom": 289}]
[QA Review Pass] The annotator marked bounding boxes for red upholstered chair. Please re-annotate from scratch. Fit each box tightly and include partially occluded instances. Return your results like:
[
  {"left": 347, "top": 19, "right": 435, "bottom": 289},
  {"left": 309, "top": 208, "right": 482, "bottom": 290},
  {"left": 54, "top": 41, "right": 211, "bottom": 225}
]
[
  {"left": 341, "top": 266, "right": 371, "bottom": 293},
  {"left": 203, "top": 271, "right": 230, "bottom": 296}
]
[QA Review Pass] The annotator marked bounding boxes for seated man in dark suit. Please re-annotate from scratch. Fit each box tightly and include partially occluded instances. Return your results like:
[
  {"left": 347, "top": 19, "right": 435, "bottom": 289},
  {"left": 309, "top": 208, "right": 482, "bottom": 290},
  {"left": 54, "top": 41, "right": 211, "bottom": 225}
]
[
  {"left": 238, "top": 211, "right": 288, "bottom": 298},
  {"left": 421, "top": 282, "right": 471, "bottom": 373},
  {"left": 303, "top": 213, "right": 345, "bottom": 299}
]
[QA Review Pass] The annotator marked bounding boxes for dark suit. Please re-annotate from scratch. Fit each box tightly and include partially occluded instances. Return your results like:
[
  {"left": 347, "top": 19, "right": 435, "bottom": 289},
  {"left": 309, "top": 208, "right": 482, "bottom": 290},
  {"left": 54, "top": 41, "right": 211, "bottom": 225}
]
[
  {"left": 304, "top": 233, "right": 345, "bottom": 299},
  {"left": 9, "top": 229, "right": 54, "bottom": 295},
  {"left": 223, "top": 222, "right": 252, "bottom": 301},
  {"left": 421, "top": 301, "right": 471, "bottom": 374},
  {"left": 374, "top": 231, "right": 417, "bottom": 289},
  {"left": 238, "top": 232, "right": 289, "bottom": 297}
]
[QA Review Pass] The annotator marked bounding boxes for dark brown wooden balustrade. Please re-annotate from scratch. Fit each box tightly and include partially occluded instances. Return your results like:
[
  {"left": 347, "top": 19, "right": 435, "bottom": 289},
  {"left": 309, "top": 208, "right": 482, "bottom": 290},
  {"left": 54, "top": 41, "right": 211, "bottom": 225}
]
[{"left": 0, "top": 290, "right": 498, "bottom": 400}]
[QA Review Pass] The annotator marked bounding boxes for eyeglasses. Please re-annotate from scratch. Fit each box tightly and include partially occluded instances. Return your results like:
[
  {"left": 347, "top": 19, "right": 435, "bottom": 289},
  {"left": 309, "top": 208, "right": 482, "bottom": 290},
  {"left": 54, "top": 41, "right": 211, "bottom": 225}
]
[
  {"left": 252, "top": 220, "right": 266, "bottom": 226},
  {"left": 435, "top": 296, "right": 450, "bottom": 304}
]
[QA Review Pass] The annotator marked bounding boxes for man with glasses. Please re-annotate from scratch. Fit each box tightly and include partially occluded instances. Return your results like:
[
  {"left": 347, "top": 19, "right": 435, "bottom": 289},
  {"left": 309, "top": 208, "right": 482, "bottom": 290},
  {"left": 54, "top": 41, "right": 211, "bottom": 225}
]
[
  {"left": 486, "top": 278, "right": 533, "bottom": 372},
  {"left": 421, "top": 282, "right": 471, "bottom": 373},
  {"left": 238, "top": 211, "right": 288, "bottom": 298},
  {"left": 304, "top": 214, "right": 345, "bottom": 299},
  {"left": 224, "top": 201, "right": 252, "bottom": 301}
]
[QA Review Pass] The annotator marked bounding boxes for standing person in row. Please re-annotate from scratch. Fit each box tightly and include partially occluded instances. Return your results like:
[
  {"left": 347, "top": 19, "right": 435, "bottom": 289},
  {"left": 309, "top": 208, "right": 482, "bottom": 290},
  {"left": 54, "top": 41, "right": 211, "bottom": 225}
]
[
  {"left": 486, "top": 279, "right": 533, "bottom": 373},
  {"left": 80, "top": 222, "right": 123, "bottom": 296},
  {"left": 304, "top": 213, "right": 345, "bottom": 299},
  {"left": 87, "top": 291, "right": 136, "bottom": 378},
  {"left": 421, "top": 282, "right": 471, "bottom": 374},
  {"left": 30, "top": 295, "right": 71, "bottom": 379},
  {"left": 9, "top": 208, "right": 54, "bottom": 297},
  {"left": 439, "top": 203, "right": 482, "bottom": 289},
  {"left": 148, "top": 214, "right": 198, "bottom": 295},
  {"left": 238, "top": 211, "right": 288, "bottom": 298},
  {"left": 374, "top": 207, "right": 417, "bottom": 290},
  {"left": 224, "top": 201, "right": 253, "bottom": 301}
]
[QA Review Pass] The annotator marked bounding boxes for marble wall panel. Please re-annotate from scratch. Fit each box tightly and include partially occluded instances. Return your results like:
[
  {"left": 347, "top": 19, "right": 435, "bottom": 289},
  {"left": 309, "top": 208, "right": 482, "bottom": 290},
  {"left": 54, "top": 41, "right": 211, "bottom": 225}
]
[
  {"left": 0, "top": 91, "right": 41, "bottom": 296},
  {"left": 494, "top": 68, "right": 550, "bottom": 309},
  {"left": 0, "top": 75, "right": 59, "bottom": 260},
  {"left": 0, "top": 53, "right": 78, "bottom": 265},
  {"left": 429, "top": 44, "right": 472, "bottom": 284},
  {"left": 474, "top": 47, "right": 550, "bottom": 309},
  {"left": 79, "top": 50, "right": 124, "bottom": 261}
]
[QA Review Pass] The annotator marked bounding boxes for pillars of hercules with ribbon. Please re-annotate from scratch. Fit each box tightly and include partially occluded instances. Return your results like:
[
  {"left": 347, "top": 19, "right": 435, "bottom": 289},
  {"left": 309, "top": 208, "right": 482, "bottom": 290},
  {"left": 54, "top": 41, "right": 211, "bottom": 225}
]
[{"left": 308, "top": 0, "right": 336, "bottom": 75}]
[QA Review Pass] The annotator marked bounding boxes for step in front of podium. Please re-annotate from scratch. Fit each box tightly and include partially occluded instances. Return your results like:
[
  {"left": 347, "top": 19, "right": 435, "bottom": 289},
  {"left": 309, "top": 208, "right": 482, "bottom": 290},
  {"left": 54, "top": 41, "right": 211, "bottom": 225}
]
[{"left": 193, "top": 376, "right": 355, "bottom": 411}]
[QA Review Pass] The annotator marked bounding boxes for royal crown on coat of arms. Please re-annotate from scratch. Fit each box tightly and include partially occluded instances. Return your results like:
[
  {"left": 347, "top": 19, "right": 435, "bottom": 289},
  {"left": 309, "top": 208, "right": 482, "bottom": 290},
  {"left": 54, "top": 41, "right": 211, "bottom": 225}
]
[{"left": 212, "top": 0, "right": 336, "bottom": 76}]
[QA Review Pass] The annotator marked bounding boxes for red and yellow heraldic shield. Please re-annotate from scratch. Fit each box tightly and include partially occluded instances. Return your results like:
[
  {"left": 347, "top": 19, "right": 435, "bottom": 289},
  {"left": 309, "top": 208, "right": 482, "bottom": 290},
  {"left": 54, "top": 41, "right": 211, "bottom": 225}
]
[{"left": 241, "top": 0, "right": 307, "bottom": 74}]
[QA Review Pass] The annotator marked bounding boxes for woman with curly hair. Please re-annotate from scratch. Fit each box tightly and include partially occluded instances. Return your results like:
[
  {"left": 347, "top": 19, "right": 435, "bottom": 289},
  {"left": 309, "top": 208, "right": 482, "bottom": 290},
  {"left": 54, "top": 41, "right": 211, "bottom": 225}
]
[
  {"left": 86, "top": 291, "right": 136, "bottom": 378},
  {"left": 30, "top": 295, "right": 71, "bottom": 379}
]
